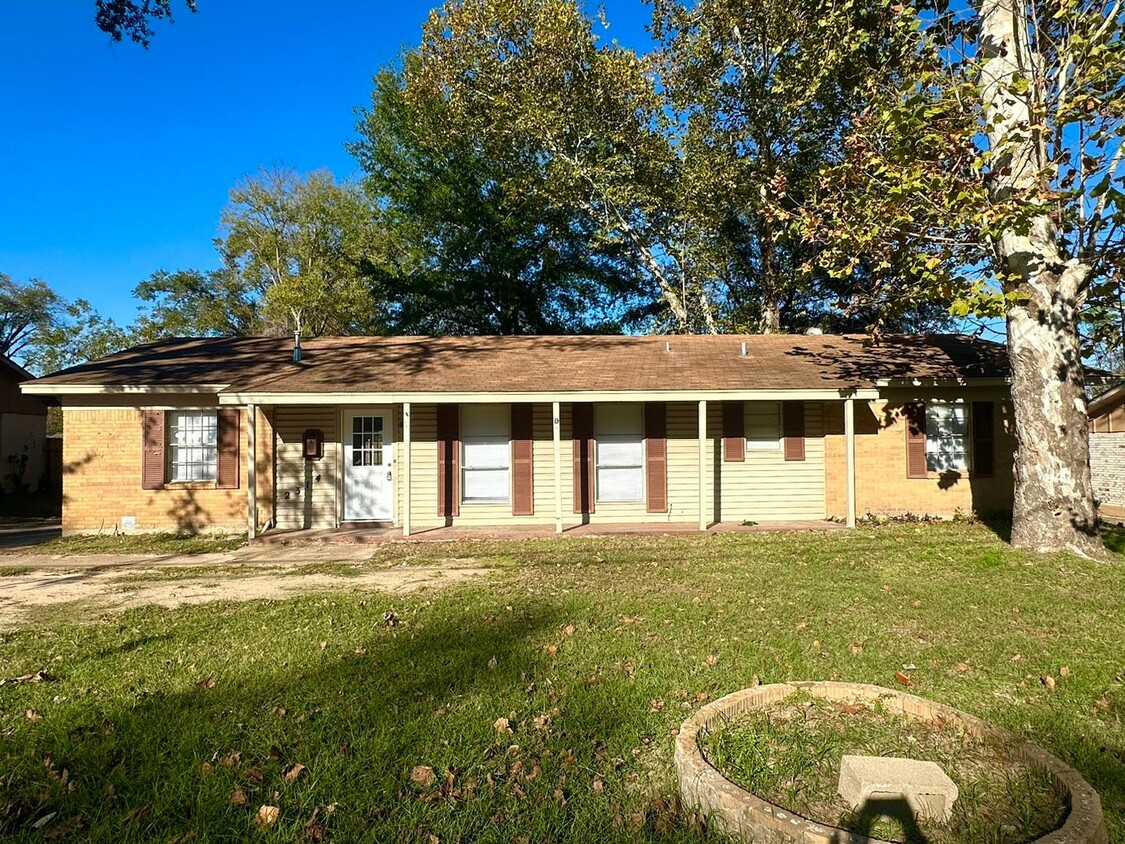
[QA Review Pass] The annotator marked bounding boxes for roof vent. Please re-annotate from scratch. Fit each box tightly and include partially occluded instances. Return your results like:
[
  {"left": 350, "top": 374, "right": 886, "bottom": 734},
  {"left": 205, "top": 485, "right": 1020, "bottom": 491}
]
[
  {"left": 805, "top": 327, "right": 824, "bottom": 335},
  {"left": 293, "top": 332, "right": 302, "bottom": 364},
  {"left": 740, "top": 341, "right": 748, "bottom": 357},
  {"left": 665, "top": 340, "right": 672, "bottom": 353}
]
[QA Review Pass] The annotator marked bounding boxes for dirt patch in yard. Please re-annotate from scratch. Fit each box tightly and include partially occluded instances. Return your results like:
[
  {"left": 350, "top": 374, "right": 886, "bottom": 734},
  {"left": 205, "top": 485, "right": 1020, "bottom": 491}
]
[{"left": 0, "top": 547, "right": 491, "bottom": 630}]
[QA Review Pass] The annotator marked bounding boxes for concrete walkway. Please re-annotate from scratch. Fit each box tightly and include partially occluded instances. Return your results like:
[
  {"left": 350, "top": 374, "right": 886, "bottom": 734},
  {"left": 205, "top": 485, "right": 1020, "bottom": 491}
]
[{"left": 0, "top": 543, "right": 489, "bottom": 631}]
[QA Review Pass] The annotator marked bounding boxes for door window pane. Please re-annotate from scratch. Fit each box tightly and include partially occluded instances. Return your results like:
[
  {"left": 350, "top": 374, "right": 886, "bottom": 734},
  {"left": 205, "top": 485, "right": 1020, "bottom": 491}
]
[{"left": 351, "top": 416, "right": 384, "bottom": 466}]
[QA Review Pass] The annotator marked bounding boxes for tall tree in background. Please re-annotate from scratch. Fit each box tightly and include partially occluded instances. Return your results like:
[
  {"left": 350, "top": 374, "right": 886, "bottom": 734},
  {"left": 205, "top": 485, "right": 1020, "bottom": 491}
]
[
  {"left": 136, "top": 168, "right": 386, "bottom": 339},
  {"left": 352, "top": 65, "right": 649, "bottom": 334},
  {"left": 94, "top": 0, "right": 196, "bottom": 46},
  {"left": 0, "top": 274, "right": 129, "bottom": 374},
  {"left": 804, "top": 0, "right": 1125, "bottom": 554},
  {"left": 654, "top": 0, "right": 954, "bottom": 333},
  {"left": 383, "top": 0, "right": 719, "bottom": 332}
]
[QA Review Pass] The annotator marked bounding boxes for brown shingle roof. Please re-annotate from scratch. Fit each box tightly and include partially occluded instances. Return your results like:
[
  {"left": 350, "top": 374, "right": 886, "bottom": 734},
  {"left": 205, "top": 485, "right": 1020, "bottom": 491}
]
[{"left": 28, "top": 333, "right": 1010, "bottom": 394}]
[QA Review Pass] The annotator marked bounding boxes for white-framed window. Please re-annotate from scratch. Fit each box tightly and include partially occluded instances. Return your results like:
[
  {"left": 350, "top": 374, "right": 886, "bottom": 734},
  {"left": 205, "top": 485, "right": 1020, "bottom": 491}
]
[
  {"left": 926, "top": 401, "right": 969, "bottom": 472},
  {"left": 746, "top": 401, "right": 781, "bottom": 451},
  {"left": 595, "top": 403, "right": 644, "bottom": 502},
  {"left": 462, "top": 404, "right": 510, "bottom": 503},
  {"left": 168, "top": 409, "right": 218, "bottom": 482}
]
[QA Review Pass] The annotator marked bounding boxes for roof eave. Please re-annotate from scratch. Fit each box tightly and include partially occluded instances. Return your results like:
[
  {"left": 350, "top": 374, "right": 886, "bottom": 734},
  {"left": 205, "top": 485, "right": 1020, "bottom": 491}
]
[{"left": 20, "top": 383, "right": 230, "bottom": 396}]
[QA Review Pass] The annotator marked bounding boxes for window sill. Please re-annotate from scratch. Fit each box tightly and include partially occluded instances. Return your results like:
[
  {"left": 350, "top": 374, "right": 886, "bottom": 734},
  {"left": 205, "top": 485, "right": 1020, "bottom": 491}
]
[
  {"left": 163, "top": 481, "right": 218, "bottom": 491},
  {"left": 461, "top": 499, "right": 510, "bottom": 506}
]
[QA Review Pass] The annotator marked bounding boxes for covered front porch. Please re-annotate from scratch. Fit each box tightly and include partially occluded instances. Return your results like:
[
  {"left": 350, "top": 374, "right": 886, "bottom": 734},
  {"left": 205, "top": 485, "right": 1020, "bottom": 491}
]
[{"left": 230, "top": 390, "right": 869, "bottom": 541}]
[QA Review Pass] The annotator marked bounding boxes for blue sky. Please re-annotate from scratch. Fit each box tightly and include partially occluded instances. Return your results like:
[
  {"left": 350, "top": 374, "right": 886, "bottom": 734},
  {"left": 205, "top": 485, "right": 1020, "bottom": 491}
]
[{"left": 0, "top": 1, "right": 653, "bottom": 325}]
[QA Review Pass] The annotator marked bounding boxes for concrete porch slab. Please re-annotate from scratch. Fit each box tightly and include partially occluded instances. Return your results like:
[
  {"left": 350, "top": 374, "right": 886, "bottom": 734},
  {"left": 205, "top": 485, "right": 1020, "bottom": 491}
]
[{"left": 251, "top": 519, "right": 846, "bottom": 545}]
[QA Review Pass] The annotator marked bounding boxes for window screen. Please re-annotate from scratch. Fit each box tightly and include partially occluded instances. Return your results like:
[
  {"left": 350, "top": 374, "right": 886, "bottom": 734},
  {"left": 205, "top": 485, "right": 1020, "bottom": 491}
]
[
  {"left": 926, "top": 401, "right": 969, "bottom": 472},
  {"left": 168, "top": 410, "right": 218, "bottom": 482},
  {"left": 746, "top": 401, "right": 781, "bottom": 451},
  {"left": 462, "top": 405, "right": 510, "bottom": 502},
  {"left": 595, "top": 404, "right": 644, "bottom": 502}
]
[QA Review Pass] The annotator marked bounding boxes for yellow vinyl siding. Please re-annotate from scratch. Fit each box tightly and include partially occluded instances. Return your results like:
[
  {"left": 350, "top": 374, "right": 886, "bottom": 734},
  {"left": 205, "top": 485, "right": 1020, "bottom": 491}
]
[
  {"left": 274, "top": 406, "right": 338, "bottom": 530},
  {"left": 717, "top": 401, "right": 826, "bottom": 522}
]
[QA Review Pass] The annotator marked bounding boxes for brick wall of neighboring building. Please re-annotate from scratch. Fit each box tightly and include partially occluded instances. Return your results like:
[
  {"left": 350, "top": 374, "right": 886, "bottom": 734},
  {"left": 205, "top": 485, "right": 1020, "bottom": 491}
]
[
  {"left": 62, "top": 406, "right": 273, "bottom": 534},
  {"left": 824, "top": 387, "right": 1017, "bottom": 520},
  {"left": 1090, "top": 432, "right": 1125, "bottom": 520}
]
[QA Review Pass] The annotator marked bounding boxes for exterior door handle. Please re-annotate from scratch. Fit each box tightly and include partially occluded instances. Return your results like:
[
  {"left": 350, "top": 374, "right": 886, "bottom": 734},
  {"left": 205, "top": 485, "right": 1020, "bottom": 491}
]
[{"left": 386, "top": 471, "right": 392, "bottom": 481}]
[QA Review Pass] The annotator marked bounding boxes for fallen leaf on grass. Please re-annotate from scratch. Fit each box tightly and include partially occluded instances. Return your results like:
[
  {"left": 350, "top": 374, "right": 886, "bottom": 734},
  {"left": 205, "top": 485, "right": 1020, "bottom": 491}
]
[
  {"left": 563, "top": 625, "right": 576, "bottom": 636},
  {"left": 0, "top": 670, "right": 51, "bottom": 687},
  {"left": 704, "top": 654, "right": 719, "bottom": 667},
  {"left": 650, "top": 699, "right": 665, "bottom": 712},
  {"left": 25, "top": 709, "right": 42, "bottom": 721},
  {"left": 544, "top": 644, "right": 558, "bottom": 656},
  {"left": 255, "top": 805, "right": 279, "bottom": 828},
  {"left": 411, "top": 766, "right": 436, "bottom": 787},
  {"left": 592, "top": 779, "right": 605, "bottom": 794},
  {"left": 1060, "top": 666, "right": 1071, "bottom": 678},
  {"left": 849, "top": 644, "right": 863, "bottom": 656},
  {"left": 894, "top": 672, "right": 914, "bottom": 687},
  {"left": 1042, "top": 675, "right": 1056, "bottom": 691},
  {"left": 955, "top": 662, "right": 971, "bottom": 673},
  {"left": 494, "top": 717, "right": 513, "bottom": 736},
  {"left": 230, "top": 788, "right": 247, "bottom": 806},
  {"left": 283, "top": 763, "right": 306, "bottom": 782},
  {"left": 195, "top": 676, "right": 215, "bottom": 691}
]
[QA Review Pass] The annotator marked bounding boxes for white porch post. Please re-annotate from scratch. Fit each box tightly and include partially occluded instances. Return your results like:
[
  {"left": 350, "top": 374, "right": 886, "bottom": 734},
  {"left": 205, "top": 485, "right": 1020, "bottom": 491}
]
[
  {"left": 698, "top": 399, "right": 708, "bottom": 531},
  {"left": 247, "top": 403, "right": 257, "bottom": 540},
  {"left": 844, "top": 397, "right": 857, "bottom": 528},
  {"left": 553, "top": 401, "right": 562, "bottom": 534},
  {"left": 402, "top": 402, "right": 412, "bottom": 537}
]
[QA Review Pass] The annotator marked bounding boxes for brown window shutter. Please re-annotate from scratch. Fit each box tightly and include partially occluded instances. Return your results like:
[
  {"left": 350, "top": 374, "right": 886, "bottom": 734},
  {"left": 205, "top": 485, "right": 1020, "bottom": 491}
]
[
  {"left": 511, "top": 404, "right": 535, "bottom": 516},
  {"left": 436, "top": 404, "right": 461, "bottom": 517},
  {"left": 782, "top": 401, "right": 806, "bottom": 461},
  {"left": 722, "top": 401, "right": 745, "bottom": 462},
  {"left": 905, "top": 401, "right": 928, "bottom": 479},
  {"left": 971, "top": 401, "right": 995, "bottom": 478},
  {"left": 644, "top": 402, "right": 668, "bottom": 513},
  {"left": 141, "top": 410, "right": 166, "bottom": 490},
  {"left": 215, "top": 408, "right": 240, "bottom": 489},
  {"left": 571, "top": 402, "right": 595, "bottom": 515}
]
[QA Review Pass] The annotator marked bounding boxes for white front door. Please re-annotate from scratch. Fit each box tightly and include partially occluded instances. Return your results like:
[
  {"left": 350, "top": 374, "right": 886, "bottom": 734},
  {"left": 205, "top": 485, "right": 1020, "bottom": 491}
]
[{"left": 343, "top": 410, "right": 394, "bottom": 521}]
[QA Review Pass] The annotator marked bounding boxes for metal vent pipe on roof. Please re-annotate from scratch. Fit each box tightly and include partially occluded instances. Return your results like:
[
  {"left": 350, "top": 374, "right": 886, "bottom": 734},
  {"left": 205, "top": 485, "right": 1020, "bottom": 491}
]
[
  {"left": 740, "top": 341, "right": 748, "bottom": 357},
  {"left": 293, "top": 332, "right": 302, "bottom": 363}
]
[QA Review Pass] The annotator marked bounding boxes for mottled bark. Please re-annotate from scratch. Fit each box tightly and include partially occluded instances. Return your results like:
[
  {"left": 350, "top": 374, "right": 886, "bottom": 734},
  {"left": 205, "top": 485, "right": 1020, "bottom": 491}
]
[
  {"left": 980, "top": 0, "right": 1103, "bottom": 555},
  {"left": 758, "top": 217, "right": 782, "bottom": 333}
]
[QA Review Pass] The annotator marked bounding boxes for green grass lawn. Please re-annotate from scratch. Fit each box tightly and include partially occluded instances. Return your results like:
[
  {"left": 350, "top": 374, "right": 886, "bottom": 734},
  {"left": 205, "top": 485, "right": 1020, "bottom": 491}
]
[
  {"left": 1, "top": 532, "right": 247, "bottom": 557},
  {"left": 0, "top": 523, "right": 1123, "bottom": 843}
]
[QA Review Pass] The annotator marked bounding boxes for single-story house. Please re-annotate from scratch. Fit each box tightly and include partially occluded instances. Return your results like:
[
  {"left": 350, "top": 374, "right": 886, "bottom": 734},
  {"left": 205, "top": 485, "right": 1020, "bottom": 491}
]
[
  {"left": 1, "top": 355, "right": 49, "bottom": 495},
  {"left": 20, "top": 334, "right": 1017, "bottom": 537},
  {"left": 1088, "top": 382, "right": 1125, "bottom": 521}
]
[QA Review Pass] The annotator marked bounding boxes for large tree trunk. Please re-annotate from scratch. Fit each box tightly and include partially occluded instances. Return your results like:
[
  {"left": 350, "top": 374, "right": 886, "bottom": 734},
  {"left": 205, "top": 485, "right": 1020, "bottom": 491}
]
[
  {"left": 758, "top": 218, "right": 782, "bottom": 333},
  {"left": 980, "top": 0, "right": 1103, "bottom": 555},
  {"left": 1006, "top": 263, "right": 1101, "bottom": 555}
]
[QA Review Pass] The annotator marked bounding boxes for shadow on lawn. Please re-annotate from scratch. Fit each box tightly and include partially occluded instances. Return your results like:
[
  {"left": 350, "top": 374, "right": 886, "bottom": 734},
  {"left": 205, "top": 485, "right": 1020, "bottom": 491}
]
[{"left": 1, "top": 599, "right": 697, "bottom": 843}]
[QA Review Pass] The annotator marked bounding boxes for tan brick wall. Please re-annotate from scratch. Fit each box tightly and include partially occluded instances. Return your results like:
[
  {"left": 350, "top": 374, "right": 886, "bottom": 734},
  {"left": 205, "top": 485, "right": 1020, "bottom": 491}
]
[
  {"left": 825, "top": 387, "right": 1016, "bottom": 519},
  {"left": 62, "top": 406, "right": 272, "bottom": 534}
]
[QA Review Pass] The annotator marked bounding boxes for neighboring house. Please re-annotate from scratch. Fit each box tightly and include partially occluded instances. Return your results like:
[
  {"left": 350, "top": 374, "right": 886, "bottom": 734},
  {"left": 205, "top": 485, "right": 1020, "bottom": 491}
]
[
  {"left": 21, "top": 334, "right": 1017, "bottom": 536},
  {"left": 1, "top": 355, "right": 49, "bottom": 495},
  {"left": 1088, "top": 382, "right": 1125, "bottom": 521}
]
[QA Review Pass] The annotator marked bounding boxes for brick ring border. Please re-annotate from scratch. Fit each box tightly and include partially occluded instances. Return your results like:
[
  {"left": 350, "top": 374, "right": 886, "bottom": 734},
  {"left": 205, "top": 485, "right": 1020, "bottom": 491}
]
[{"left": 673, "top": 681, "right": 1108, "bottom": 844}]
